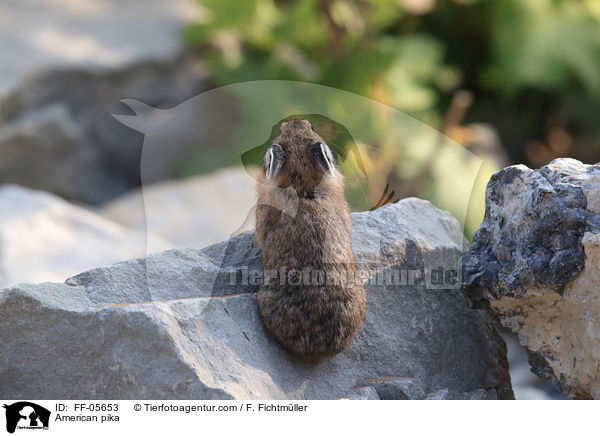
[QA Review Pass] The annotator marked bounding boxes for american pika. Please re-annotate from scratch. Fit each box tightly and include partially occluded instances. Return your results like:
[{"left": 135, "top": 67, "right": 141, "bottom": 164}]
[{"left": 255, "top": 119, "right": 366, "bottom": 361}]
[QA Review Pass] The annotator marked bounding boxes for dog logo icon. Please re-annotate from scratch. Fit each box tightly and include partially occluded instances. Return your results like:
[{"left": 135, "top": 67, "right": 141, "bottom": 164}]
[{"left": 3, "top": 402, "right": 50, "bottom": 434}]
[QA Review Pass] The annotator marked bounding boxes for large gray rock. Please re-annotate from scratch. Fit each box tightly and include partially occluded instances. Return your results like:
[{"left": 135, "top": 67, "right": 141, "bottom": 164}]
[
  {"left": 0, "top": 199, "right": 513, "bottom": 399},
  {"left": 0, "top": 0, "right": 201, "bottom": 100},
  {"left": 463, "top": 158, "right": 600, "bottom": 399},
  {"left": 0, "top": 0, "right": 210, "bottom": 204},
  {"left": 0, "top": 105, "right": 101, "bottom": 202},
  {"left": 0, "top": 184, "right": 168, "bottom": 289}
]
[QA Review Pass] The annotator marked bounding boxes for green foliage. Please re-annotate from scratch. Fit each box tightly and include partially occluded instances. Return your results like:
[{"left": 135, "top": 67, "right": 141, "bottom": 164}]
[
  {"left": 185, "top": 0, "right": 452, "bottom": 121},
  {"left": 184, "top": 0, "right": 600, "bottom": 237},
  {"left": 491, "top": 0, "right": 600, "bottom": 96},
  {"left": 187, "top": 0, "right": 600, "bottom": 140}
]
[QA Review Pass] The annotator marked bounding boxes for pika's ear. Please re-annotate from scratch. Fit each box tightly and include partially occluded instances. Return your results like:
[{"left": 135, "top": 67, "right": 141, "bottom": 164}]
[
  {"left": 312, "top": 142, "right": 335, "bottom": 176},
  {"left": 265, "top": 143, "right": 285, "bottom": 179}
]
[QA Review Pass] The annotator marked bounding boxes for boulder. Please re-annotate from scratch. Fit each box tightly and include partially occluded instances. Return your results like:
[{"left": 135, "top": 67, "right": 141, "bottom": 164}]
[
  {"left": 0, "top": 104, "right": 109, "bottom": 203},
  {"left": 463, "top": 158, "right": 600, "bottom": 399},
  {"left": 0, "top": 185, "right": 168, "bottom": 289},
  {"left": 0, "top": 0, "right": 209, "bottom": 204},
  {"left": 342, "top": 386, "right": 381, "bottom": 400},
  {"left": 424, "top": 388, "right": 497, "bottom": 400},
  {"left": 0, "top": 198, "right": 513, "bottom": 399},
  {"left": 0, "top": 0, "right": 201, "bottom": 100}
]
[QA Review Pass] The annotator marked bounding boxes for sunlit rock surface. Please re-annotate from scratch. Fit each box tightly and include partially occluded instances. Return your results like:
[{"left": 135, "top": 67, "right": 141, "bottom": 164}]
[{"left": 1, "top": 199, "right": 512, "bottom": 399}]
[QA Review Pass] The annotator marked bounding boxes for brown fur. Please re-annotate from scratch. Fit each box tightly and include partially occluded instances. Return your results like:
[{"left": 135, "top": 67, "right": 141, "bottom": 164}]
[{"left": 255, "top": 119, "right": 367, "bottom": 361}]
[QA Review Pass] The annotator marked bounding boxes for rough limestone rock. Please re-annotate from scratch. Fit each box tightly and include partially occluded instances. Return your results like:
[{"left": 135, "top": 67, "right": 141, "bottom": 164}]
[
  {"left": 463, "top": 158, "right": 600, "bottom": 399},
  {"left": 353, "top": 377, "right": 426, "bottom": 400},
  {"left": 0, "top": 185, "right": 168, "bottom": 289},
  {"left": 0, "top": 199, "right": 513, "bottom": 400},
  {"left": 0, "top": 0, "right": 208, "bottom": 203},
  {"left": 424, "top": 388, "right": 497, "bottom": 400},
  {"left": 342, "top": 386, "right": 381, "bottom": 400}
]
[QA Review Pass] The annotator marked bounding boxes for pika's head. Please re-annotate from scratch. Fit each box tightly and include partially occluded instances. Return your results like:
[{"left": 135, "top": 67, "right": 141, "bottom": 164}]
[{"left": 262, "top": 119, "right": 338, "bottom": 193}]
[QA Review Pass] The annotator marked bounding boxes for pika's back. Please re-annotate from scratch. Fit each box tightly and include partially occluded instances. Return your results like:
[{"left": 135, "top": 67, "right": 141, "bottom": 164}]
[{"left": 255, "top": 119, "right": 366, "bottom": 361}]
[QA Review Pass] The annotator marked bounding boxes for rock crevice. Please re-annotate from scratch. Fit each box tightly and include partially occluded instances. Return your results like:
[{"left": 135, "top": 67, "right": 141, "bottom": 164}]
[{"left": 463, "top": 158, "right": 600, "bottom": 399}]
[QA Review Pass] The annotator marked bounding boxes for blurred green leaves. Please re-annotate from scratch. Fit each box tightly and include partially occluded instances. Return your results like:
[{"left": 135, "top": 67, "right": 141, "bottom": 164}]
[
  {"left": 183, "top": 0, "right": 600, "bottom": 237},
  {"left": 187, "top": 0, "right": 600, "bottom": 142},
  {"left": 491, "top": 0, "right": 600, "bottom": 96},
  {"left": 185, "top": 0, "right": 453, "bottom": 121}
]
